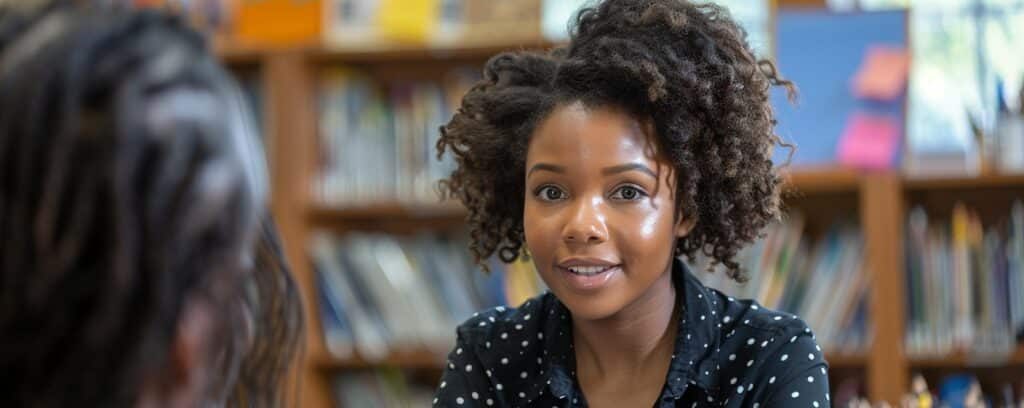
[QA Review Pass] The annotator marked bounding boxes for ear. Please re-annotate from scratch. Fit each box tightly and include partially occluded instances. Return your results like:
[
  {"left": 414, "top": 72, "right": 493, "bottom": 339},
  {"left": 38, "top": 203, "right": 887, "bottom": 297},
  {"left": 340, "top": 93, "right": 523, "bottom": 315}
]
[
  {"left": 138, "top": 298, "right": 214, "bottom": 408},
  {"left": 674, "top": 214, "right": 696, "bottom": 238}
]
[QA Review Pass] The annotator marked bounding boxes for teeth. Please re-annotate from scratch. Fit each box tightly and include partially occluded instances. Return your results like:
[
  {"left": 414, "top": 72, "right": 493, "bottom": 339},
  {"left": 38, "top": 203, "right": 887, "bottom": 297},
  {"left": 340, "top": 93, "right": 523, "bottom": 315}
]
[{"left": 567, "top": 265, "right": 611, "bottom": 275}]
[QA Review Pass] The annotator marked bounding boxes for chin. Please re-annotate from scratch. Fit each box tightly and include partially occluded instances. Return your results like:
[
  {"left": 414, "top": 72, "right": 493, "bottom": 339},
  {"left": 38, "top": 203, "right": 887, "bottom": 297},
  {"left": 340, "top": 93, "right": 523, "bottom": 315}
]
[{"left": 542, "top": 277, "right": 631, "bottom": 322}]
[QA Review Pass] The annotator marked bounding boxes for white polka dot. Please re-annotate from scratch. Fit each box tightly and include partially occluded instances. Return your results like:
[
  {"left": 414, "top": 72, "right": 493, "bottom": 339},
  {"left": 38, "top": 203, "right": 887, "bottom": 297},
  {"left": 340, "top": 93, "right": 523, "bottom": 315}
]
[
  {"left": 489, "top": 316, "right": 495, "bottom": 322},
  {"left": 518, "top": 392, "right": 525, "bottom": 398},
  {"left": 813, "top": 401, "right": 820, "bottom": 407},
  {"left": 737, "top": 385, "right": 745, "bottom": 394},
  {"left": 773, "top": 316, "right": 782, "bottom": 321},
  {"left": 760, "top": 340, "right": 768, "bottom": 347},
  {"left": 479, "top": 321, "right": 486, "bottom": 326},
  {"left": 496, "top": 384, "right": 503, "bottom": 390},
  {"left": 808, "top": 353, "right": 815, "bottom": 360},
  {"left": 808, "top": 376, "right": 814, "bottom": 383},
  {"left": 501, "top": 357, "right": 509, "bottom": 365},
  {"left": 728, "top": 353, "right": 736, "bottom": 361},
  {"left": 486, "top": 369, "right": 492, "bottom": 377},
  {"left": 486, "top": 399, "right": 494, "bottom": 406},
  {"left": 521, "top": 371, "right": 528, "bottom": 379},
  {"left": 441, "top": 381, "right": 447, "bottom": 388},
  {"left": 465, "top": 364, "right": 473, "bottom": 372},
  {"left": 730, "top": 377, "right": 737, "bottom": 384},
  {"left": 780, "top": 354, "right": 789, "bottom": 362},
  {"left": 769, "top": 376, "right": 776, "bottom": 384},
  {"left": 790, "top": 336, "right": 797, "bottom": 343},
  {"left": 456, "top": 348, "right": 462, "bottom": 355},
  {"left": 501, "top": 332, "right": 508, "bottom": 339},
  {"left": 753, "top": 404, "right": 759, "bottom": 408},
  {"left": 486, "top": 341, "right": 491, "bottom": 348},
  {"left": 747, "top": 338, "right": 756, "bottom": 345},
  {"left": 522, "top": 340, "right": 529, "bottom": 347},
  {"left": 472, "top": 392, "right": 479, "bottom": 399},
  {"left": 538, "top": 332, "right": 543, "bottom": 340},
  {"left": 456, "top": 397, "right": 465, "bottom": 405},
  {"left": 751, "top": 304, "right": 759, "bottom": 310},
  {"left": 701, "top": 315, "right": 706, "bottom": 320},
  {"left": 497, "top": 306, "right": 505, "bottom": 312},
  {"left": 448, "top": 363, "right": 455, "bottom": 369},
  {"left": 791, "top": 391, "right": 800, "bottom": 398},
  {"left": 821, "top": 367, "right": 827, "bottom": 375},
  {"left": 723, "top": 316, "right": 732, "bottom": 323},
  {"left": 524, "top": 313, "right": 531, "bottom": 320},
  {"left": 747, "top": 359, "right": 754, "bottom": 367},
  {"left": 433, "top": 397, "right": 438, "bottom": 404},
  {"left": 515, "top": 324, "right": 523, "bottom": 330}
]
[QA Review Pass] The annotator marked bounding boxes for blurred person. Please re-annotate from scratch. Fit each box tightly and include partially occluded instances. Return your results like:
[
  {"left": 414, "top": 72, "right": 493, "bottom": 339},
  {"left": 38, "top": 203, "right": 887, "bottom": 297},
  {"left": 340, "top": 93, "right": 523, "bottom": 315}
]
[
  {"left": 433, "top": 0, "right": 828, "bottom": 406},
  {"left": 0, "top": 2, "right": 301, "bottom": 407}
]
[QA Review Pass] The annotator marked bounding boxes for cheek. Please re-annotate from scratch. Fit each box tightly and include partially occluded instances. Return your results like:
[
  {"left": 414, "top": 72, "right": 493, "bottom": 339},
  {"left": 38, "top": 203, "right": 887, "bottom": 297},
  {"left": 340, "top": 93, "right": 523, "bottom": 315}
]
[{"left": 613, "top": 197, "right": 678, "bottom": 259}]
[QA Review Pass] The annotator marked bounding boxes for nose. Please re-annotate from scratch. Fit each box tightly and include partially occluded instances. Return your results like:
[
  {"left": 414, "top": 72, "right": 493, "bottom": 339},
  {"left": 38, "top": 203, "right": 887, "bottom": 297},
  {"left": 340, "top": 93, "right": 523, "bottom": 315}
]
[{"left": 562, "top": 196, "right": 608, "bottom": 245}]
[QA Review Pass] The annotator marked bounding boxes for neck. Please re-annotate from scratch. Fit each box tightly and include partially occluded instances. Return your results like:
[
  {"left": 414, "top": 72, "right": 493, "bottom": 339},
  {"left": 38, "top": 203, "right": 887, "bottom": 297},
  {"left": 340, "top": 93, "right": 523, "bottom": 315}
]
[{"left": 572, "top": 264, "right": 679, "bottom": 381}]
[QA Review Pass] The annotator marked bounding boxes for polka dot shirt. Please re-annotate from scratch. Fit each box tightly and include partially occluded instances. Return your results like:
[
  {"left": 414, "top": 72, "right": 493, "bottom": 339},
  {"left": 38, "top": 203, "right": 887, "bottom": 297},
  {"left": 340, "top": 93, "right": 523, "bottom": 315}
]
[{"left": 433, "top": 258, "right": 831, "bottom": 407}]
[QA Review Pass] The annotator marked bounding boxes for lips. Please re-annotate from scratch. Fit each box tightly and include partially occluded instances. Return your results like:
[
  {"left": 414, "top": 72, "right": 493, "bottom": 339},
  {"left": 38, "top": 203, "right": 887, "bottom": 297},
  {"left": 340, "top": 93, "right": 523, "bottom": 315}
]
[{"left": 556, "top": 258, "right": 622, "bottom": 290}]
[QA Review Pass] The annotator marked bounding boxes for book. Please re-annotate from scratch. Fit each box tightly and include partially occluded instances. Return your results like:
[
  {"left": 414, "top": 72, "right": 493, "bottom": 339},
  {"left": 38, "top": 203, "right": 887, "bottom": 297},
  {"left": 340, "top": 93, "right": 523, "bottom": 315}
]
[
  {"left": 317, "top": 68, "right": 476, "bottom": 207},
  {"left": 904, "top": 202, "right": 1024, "bottom": 358},
  {"left": 693, "top": 215, "right": 871, "bottom": 355}
]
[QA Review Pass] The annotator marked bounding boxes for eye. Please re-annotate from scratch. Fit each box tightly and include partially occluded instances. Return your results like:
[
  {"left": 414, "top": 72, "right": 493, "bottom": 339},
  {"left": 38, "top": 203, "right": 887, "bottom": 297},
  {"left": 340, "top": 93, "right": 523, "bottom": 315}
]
[
  {"left": 610, "top": 185, "right": 647, "bottom": 201},
  {"left": 535, "top": 185, "right": 567, "bottom": 202}
]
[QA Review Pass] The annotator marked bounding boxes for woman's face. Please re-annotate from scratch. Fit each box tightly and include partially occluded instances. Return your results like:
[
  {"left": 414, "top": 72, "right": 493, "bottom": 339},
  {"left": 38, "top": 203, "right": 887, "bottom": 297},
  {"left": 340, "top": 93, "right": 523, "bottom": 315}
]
[{"left": 523, "top": 102, "right": 691, "bottom": 321}]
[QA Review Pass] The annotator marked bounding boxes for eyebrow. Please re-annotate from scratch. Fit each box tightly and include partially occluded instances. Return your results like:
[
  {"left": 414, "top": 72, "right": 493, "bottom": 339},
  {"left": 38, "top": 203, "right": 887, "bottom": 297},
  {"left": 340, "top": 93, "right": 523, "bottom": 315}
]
[
  {"left": 601, "top": 163, "right": 657, "bottom": 180},
  {"left": 527, "top": 163, "right": 566, "bottom": 178}
]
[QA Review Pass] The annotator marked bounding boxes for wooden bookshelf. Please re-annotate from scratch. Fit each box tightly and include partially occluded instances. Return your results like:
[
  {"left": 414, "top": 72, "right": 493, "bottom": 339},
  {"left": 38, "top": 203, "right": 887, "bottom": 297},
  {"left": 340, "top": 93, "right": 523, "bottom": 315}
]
[
  {"left": 217, "top": 35, "right": 1023, "bottom": 408},
  {"left": 909, "top": 346, "right": 1024, "bottom": 368},
  {"left": 903, "top": 172, "right": 1024, "bottom": 190}
]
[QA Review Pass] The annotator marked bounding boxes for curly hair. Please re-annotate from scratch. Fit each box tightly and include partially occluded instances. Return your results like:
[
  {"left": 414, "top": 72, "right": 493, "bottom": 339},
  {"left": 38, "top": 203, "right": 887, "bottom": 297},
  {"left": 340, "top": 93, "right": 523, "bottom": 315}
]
[
  {"left": 0, "top": 4, "right": 300, "bottom": 406},
  {"left": 437, "top": 0, "right": 794, "bottom": 281}
]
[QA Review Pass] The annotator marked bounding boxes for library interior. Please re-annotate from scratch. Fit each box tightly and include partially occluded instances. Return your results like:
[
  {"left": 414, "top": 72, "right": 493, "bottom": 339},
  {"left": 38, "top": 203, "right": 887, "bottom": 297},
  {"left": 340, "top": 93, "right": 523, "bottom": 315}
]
[{"left": 5, "top": 0, "right": 1024, "bottom": 406}]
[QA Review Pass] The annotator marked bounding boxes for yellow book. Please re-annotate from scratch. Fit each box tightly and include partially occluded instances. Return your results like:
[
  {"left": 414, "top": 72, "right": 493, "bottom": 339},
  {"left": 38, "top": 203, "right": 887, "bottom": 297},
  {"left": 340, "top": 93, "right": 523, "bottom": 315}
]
[{"left": 376, "top": 0, "right": 440, "bottom": 44}]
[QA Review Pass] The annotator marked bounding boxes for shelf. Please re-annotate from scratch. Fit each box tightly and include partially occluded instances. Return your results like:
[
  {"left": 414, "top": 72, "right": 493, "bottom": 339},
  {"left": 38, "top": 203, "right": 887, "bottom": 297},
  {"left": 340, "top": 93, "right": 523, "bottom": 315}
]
[
  {"left": 826, "top": 352, "right": 869, "bottom": 369},
  {"left": 314, "top": 349, "right": 446, "bottom": 371},
  {"left": 903, "top": 172, "right": 1024, "bottom": 190},
  {"left": 780, "top": 166, "right": 861, "bottom": 194},
  {"left": 312, "top": 40, "right": 556, "bottom": 64},
  {"left": 908, "top": 346, "right": 1024, "bottom": 368}
]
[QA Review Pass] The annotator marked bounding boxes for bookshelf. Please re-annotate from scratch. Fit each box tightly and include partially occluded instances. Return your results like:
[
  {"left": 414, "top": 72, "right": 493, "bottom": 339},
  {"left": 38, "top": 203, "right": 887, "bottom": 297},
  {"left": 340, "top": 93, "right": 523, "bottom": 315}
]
[{"left": 217, "top": 7, "right": 1023, "bottom": 407}]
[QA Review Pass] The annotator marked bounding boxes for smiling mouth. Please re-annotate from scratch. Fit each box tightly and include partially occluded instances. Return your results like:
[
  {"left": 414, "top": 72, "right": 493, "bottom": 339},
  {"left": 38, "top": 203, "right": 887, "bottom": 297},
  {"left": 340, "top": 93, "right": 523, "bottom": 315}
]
[{"left": 565, "top": 265, "right": 616, "bottom": 276}]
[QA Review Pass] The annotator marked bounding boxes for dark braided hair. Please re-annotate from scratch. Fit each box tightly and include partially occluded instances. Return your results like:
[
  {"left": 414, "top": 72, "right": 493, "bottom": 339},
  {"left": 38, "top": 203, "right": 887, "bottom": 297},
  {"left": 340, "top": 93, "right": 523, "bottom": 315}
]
[
  {"left": 438, "top": 0, "right": 795, "bottom": 281},
  {"left": 0, "top": 4, "right": 300, "bottom": 406}
]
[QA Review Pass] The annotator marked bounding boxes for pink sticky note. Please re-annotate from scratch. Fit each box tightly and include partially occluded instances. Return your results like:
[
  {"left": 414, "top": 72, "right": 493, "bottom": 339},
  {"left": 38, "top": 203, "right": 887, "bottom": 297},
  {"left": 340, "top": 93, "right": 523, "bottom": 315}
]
[
  {"left": 837, "top": 112, "right": 901, "bottom": 170},
  {"left": 851, "top": 45, "right": 909, "bottom": 101}
]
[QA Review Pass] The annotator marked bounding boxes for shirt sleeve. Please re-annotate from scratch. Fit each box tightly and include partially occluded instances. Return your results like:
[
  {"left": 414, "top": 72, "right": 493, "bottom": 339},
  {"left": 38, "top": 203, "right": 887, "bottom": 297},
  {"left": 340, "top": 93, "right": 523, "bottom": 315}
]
[
  {"left": 751, "top": 327, "right": 830, "bottom": 408},
  {"left": 433, "top": 330, "right": 498, "bottom": 407}
]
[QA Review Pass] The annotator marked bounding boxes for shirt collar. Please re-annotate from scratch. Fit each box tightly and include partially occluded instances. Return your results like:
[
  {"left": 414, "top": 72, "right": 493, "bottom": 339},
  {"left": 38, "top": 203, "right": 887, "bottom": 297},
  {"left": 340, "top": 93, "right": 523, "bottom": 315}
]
[{"left": 513, "top": 258, "right": 724, "bottom": 404}]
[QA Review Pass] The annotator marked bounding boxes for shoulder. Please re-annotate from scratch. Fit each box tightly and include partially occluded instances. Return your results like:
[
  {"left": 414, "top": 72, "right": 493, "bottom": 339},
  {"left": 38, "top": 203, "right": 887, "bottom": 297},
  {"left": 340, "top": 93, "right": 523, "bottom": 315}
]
[
  {"left": 709, "top": 289, "right": 827, "bottom": 391},
  {"left": 452, "top": 291, "right": 560, "bottom": 350}
]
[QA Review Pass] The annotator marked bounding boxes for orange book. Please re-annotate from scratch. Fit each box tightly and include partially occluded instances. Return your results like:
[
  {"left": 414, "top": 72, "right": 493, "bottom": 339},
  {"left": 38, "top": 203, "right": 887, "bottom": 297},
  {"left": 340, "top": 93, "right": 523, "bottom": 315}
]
[{"left": 234, "top": 0, "right": 322, "bottom": 46}]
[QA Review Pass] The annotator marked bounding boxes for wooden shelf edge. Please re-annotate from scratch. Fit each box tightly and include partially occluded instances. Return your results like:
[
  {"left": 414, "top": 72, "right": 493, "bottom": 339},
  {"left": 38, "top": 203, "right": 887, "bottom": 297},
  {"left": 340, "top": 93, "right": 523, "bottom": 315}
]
[
  {"left": 903, "top": 172, "right": 1024, "bottom": 190},
  {"left": 781, "top": 165, "right": 862, "bottom": 194},
  {"left": 825, "top": 352, "right": 869, "bottom": 368},
  {"left": 908, "top": 345, "right": 1024, "bottom": 368}
]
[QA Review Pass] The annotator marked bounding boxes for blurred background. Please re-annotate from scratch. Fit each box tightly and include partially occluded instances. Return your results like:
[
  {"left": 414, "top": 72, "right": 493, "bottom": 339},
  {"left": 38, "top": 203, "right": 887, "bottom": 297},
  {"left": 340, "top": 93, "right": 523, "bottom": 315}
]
[{"left": 138, "top": 0, "right": 1024, "bottom": 406}]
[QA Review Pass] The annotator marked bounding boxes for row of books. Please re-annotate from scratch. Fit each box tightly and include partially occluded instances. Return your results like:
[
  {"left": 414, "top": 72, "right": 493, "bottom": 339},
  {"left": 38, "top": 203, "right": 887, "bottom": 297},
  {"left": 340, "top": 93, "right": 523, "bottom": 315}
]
[
  {"left": 904, "top": 201, "right": 1024, "bottom": 357},
  {"left": 317, "top": 69, "right": 477, "bottom": 206},
  {"left": 311, "top": 232, "right": 545, "bottom": 361},
  {"left": 693, "top": 214, "right": 872, "bottom": 355}
]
